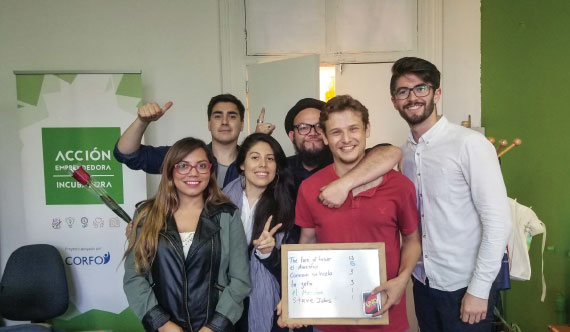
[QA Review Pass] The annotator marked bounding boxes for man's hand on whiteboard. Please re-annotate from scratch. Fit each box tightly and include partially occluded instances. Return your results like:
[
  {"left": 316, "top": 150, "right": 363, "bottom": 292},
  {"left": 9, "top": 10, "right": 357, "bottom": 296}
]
[
  {"left": 254, "top": 107, "right": 276, "bottom": 135},
  {"left": 276, "top": 300, "right": 306, "bottom": 329},
  {"left": 252, "top": 216, "right": 282, "bottom": 255},
  {"left": 370, "top": 275, "right": 408, "bottom": 316}
]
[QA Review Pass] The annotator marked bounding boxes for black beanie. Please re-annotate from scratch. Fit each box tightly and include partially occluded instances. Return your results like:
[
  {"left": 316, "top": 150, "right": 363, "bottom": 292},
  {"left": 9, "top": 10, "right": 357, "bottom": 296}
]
[{"left": 284, "top": 98, "right": 326, "bottom": 134}]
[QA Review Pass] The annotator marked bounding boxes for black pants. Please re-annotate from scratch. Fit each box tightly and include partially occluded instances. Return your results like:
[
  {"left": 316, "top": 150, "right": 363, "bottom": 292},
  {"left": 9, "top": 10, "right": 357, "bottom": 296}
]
[{"left": 413, "top": 278, "right": 498, "bottom": 332}]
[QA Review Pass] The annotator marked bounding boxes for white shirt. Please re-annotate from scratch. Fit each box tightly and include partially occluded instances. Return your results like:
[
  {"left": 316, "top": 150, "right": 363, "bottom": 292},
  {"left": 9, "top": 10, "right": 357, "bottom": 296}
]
[
  {"left": 240, "top": 192, "right": 271, "bottom": 259},
  {"left": 179, "top": 232, "right": 195, "bottom": 258},
  {"left": 241, "top": 194, "right": 258, "bottom": 245},
  {"left": 401, "top": 116, "right": 512, "bottom": 299}
]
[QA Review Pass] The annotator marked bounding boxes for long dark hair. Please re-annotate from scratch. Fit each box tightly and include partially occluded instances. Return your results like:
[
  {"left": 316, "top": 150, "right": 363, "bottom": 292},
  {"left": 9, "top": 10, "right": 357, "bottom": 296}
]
[
  {"left": 126, "top": 137, "right": 230, "bottom": 272},
  {"left": 236, "top": 133, "right": 295, "bottom": 242}
]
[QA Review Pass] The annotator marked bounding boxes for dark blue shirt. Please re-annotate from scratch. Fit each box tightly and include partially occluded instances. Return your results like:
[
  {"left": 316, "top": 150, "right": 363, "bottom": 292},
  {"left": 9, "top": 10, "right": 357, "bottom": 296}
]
[{"left": 286, "top": 151, "right": 333, "bottom": 197}]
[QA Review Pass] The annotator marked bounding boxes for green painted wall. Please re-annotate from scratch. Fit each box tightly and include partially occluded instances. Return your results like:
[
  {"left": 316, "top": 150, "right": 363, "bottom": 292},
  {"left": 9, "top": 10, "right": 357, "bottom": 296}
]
[{"left": 481, "top": 1, "right": 570, "bottom": 331}]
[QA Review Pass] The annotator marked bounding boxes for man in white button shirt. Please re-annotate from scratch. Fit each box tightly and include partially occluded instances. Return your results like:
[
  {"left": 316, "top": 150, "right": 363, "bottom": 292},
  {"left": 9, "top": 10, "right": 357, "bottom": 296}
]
[{"left": 391, "top": 57, "right": 512, "bottom": 332}]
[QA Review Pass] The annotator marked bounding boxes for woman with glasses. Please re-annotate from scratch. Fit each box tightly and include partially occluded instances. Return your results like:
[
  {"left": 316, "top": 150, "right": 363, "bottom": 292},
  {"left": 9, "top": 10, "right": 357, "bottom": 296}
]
[
  {"left": 223, "top": 133, "right": 297, "bottom": 332},
  {"left": 123, "top": 137, "right": 251, "bottom": 332}
]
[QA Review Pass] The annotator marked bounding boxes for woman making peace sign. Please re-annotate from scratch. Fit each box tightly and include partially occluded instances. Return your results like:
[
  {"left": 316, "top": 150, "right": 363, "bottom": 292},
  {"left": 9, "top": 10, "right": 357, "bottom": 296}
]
[{"left": 223, "top": 133, "right": 298, "bottom": 332}]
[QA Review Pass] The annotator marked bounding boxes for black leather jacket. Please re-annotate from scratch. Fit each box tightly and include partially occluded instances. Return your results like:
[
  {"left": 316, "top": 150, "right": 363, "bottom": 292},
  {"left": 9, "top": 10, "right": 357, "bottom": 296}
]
[{"left": 124, "top": 203, "right": 251, "bottom": 332}]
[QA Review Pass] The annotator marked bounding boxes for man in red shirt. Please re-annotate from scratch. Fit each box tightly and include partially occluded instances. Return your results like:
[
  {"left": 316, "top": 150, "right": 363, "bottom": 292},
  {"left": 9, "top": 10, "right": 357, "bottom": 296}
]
[{"left": 295, "top": 95, "right": 421, "bottom": 332}]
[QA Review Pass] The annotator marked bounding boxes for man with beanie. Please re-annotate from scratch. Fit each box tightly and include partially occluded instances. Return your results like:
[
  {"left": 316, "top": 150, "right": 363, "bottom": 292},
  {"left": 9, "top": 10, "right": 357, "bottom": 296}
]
[
  {"left": 284, "top": 98, "right": 333, "bottom": 191},
  {"left": 285, "top": 98, "right": 402, "bottom": 202}
]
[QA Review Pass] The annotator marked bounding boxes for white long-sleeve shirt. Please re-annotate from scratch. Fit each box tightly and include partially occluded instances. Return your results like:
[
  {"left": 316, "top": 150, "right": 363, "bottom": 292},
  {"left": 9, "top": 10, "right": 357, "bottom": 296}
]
[
  {"left": 401, "top": 116, "right": 512, "bottom": 299},
  {"left": 240, "top": 192, "right": 271, "bottom": 259}
]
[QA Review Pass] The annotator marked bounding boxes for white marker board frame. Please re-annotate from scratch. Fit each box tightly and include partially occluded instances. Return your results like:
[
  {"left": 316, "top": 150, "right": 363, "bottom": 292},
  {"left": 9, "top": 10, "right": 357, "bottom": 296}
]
[{"left": 281, "top": 242, "right": 388, "bottom": 325}]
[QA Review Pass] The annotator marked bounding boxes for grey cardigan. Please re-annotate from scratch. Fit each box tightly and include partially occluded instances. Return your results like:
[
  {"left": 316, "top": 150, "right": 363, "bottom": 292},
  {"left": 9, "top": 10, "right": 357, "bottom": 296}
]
[{"left": 223, "top": 176, "right": 245, "bottom": 210}]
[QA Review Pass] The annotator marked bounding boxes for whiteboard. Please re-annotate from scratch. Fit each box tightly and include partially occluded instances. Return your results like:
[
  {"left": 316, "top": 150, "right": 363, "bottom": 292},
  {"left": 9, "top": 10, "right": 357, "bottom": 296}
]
[{"left": 282, "top": 243, "right": 389, "bottom": 325}]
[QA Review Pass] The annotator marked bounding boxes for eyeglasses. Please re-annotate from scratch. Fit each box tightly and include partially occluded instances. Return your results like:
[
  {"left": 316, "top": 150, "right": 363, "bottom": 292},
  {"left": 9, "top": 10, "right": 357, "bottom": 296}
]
[
  {"left": 173, "top": 162, "right": 212, "bottom": 175},
  {"left": 394, "top": 84, "right": 434, "bottom": 100},
  {"left": 293, "top": 123, "right": 323, "bottom": 135}
]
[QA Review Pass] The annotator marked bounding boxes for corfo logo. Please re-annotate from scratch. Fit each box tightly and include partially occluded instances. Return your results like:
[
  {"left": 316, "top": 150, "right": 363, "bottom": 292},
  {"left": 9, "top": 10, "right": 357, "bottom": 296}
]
[
  {"left": 42, "top": 127, "right": 123, "bottom": 205},
  {"left": 65, "top": 252, "right": 111, "bottom": 266}
]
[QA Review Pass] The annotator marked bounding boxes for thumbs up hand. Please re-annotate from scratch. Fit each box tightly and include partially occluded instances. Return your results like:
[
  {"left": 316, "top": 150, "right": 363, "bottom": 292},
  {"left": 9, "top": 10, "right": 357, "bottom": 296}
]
[{"left": 138, "top": 101, "right": 173, "bottom": 123}]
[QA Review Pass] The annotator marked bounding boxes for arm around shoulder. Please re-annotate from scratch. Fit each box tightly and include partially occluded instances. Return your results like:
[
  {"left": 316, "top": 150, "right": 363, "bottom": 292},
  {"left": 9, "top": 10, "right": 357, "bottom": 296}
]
[
  {"left": 345, "top": 144, "right": 402, "bottom": 188},
  {"left": 318, "top": 144, "right": 402, "bottom": 208}
]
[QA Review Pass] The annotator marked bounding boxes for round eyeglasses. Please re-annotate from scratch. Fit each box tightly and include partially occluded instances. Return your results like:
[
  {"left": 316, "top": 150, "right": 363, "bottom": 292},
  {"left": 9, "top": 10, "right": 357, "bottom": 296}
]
[
  {"left": 394, "top": 84, "right": 434, "bottom": 100},
  {"left": 293, "top": 123, "right": 323, "bottom": 135},
  {"left": 173, "top": 162, "right": 212, "bottom": 175}
]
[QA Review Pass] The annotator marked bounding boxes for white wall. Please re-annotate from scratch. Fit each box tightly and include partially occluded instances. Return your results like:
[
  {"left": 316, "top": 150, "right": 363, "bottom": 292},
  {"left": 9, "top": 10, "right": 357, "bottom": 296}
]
[
  {"left": 0, "top": 0, "right": 481, "bottom": 278},
  {"left": 0, "top": 0, "right": 226, "bottom": 269},
  {"left": 442, "top": 0, "right": 482, "bottom": 126},
  {"left": 222, "top": 0, "right": 482, "bottom": 130}
]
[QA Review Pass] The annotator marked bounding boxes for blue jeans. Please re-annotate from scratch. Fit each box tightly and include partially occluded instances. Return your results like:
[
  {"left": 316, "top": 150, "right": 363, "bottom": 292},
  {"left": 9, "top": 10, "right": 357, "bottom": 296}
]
[{"left": 412, "top": 277, "right": 498, "bottom": 332}]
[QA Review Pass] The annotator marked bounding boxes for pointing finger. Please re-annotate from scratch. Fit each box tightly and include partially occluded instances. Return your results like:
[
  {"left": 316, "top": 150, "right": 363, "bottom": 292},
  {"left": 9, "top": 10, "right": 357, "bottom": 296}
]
[{"left": 258, "top": 107, "right": 266, "bottom": 122}]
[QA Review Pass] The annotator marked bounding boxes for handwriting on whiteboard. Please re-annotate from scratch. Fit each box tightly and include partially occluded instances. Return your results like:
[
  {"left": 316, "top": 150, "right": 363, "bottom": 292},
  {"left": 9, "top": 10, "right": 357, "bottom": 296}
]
[{"left": 287, "top": 249, "right": 381, "bottom": 318}]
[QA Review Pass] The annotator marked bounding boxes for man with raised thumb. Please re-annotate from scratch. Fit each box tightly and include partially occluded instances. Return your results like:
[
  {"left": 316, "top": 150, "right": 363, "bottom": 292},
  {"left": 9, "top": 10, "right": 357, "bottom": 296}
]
[{"left": 114, "top": 94, "right": 246, "bottom": 188}]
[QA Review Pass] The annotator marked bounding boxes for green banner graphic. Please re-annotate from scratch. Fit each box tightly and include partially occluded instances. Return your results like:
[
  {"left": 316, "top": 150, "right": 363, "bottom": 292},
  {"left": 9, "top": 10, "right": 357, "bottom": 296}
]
[
  {"left": 15, "top": 73, "right": 146, "bottom": 323},
  {"left": 42, "top": 127, "right": 124, "bottom": 205}
]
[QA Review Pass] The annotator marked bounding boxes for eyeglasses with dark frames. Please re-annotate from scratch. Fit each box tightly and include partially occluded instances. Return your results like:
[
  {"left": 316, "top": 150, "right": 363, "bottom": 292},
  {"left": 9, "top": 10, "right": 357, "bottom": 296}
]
[
  {"left": 173, "top": 161, "right": 212, "bottom": 175},
  {"left": 293, "top": 123, "right": 323, "bottom": 135},
  {"left": 394, "top": 84, "right": 434, "bottom": 100}
]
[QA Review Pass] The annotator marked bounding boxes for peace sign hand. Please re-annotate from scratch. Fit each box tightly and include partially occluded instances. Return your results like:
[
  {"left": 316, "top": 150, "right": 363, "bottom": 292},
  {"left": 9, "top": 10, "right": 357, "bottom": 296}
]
[
  {"left": 254, "top": 107, "right": 276, "bottom": 135},
  {"left": 252, "top": 216, "right": 282, "bottom": 254}
]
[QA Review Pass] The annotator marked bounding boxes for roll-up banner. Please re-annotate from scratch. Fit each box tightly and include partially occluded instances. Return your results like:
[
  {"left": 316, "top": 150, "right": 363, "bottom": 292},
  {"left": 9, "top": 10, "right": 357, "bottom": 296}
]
[{"left": 15, "top": 72, "right": 146, "bottom": 329}]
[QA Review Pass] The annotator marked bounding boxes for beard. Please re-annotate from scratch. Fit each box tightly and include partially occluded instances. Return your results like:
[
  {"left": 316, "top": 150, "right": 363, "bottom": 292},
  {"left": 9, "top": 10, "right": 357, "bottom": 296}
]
[
  {"left": 294, "top": 143, "right": 330, "bottom": 168},
  {"left": 398, "top": 97, "right": 435, "bottom": 125}
]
